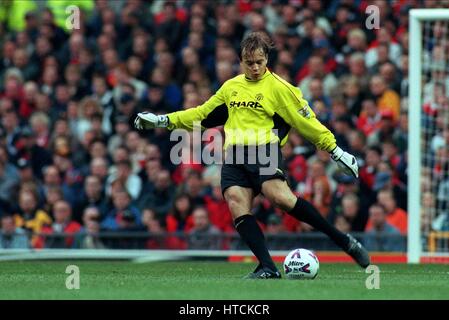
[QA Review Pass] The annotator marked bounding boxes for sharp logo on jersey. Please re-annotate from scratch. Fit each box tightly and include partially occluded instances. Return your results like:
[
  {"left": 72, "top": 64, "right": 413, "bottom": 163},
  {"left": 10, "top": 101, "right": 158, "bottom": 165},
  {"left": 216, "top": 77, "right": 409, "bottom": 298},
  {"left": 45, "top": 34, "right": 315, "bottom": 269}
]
[{"left": 229, "top": 101, "right": 263, "bottom": 108}]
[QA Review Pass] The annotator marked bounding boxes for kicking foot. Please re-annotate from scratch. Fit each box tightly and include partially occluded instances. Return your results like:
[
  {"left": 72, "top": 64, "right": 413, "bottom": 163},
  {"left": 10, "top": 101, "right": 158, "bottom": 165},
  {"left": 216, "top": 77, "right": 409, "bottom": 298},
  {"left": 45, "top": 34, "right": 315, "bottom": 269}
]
[
  {"left": 345, "top": 234, "right": 370, "bottom": 268},
  {"left": 243, "top": 266, "right": 282, "bottom": 279}
]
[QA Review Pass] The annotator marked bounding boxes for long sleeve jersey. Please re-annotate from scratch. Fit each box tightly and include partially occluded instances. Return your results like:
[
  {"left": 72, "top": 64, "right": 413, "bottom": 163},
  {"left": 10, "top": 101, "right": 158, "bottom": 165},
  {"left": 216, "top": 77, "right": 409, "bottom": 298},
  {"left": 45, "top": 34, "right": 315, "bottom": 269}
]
[{"left": 167, "top": 69, "right": 337, "bottom": 151}]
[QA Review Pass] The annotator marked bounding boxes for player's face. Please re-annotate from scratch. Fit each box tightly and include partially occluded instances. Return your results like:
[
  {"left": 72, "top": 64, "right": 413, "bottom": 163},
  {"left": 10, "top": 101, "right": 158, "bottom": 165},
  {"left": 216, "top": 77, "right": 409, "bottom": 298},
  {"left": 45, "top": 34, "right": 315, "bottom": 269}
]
[{"left": 241, "top": 48, "right": 267, "bottom": 80}]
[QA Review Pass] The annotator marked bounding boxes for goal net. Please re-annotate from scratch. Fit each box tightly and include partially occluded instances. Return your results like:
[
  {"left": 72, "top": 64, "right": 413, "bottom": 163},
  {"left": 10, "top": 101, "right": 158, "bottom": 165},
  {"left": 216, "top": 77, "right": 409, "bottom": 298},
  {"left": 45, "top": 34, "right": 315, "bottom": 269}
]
[{"left": 408, "top": 9, "right": 449, "bottom": 263}]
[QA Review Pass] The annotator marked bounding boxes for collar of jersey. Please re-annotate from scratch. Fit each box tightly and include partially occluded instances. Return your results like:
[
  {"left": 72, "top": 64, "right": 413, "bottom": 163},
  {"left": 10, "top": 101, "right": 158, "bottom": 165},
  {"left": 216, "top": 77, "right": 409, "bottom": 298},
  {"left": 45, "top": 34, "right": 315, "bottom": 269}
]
[{"left": 244, "top": 68, "right": 271, "bottom": 82}]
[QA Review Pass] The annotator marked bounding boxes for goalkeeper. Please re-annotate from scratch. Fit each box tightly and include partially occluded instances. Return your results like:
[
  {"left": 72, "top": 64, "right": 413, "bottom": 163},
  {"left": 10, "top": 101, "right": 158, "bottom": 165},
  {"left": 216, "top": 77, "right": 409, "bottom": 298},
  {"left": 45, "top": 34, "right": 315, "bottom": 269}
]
[{"left": 135, "top": 32, "right": 370, "bottom": 279}]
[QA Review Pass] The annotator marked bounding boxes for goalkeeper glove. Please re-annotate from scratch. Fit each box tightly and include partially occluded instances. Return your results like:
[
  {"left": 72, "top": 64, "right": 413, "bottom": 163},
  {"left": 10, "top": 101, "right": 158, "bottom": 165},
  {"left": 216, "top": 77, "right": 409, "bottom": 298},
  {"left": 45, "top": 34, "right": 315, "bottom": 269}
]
[
  {"left": 134, "top": 112, "right": 169, "bottom": 130},
  {"left": 330, "top": 146, "right": 359, "bottom": 178}
]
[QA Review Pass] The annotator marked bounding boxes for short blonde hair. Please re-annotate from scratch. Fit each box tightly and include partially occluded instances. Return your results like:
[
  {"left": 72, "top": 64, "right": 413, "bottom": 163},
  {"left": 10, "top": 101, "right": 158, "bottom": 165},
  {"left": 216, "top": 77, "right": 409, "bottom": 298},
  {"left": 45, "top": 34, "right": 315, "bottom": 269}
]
[
  {"left": 348, "top": 28, "right": 367, "bottom": 42},
  {"left": 30, "top": 111, "right": 50, "bottom": 128}
]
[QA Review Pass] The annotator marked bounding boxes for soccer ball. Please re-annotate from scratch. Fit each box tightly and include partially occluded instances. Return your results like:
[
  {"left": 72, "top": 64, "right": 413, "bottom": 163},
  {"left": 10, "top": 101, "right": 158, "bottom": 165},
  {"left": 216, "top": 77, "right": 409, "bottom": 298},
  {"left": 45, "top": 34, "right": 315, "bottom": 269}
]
[{"left": 283, "top": 248, "right": 319, "bottom": 280}]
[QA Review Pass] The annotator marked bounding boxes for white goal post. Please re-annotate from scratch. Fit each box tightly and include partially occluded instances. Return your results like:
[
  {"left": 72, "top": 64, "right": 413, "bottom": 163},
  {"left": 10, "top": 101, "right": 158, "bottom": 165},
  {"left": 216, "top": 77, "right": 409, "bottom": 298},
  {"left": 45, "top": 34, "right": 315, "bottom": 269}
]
[{"left": 408, "top": 9, "right": 449, "bottom": 263}]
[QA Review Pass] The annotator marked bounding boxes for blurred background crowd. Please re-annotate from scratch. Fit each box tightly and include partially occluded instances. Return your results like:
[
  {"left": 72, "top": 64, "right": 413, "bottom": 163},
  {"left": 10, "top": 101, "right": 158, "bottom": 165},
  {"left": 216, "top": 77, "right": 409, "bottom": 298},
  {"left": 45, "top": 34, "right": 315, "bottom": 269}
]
[{"left": 0, "top": 0, "right": 448, "bottom": 251}]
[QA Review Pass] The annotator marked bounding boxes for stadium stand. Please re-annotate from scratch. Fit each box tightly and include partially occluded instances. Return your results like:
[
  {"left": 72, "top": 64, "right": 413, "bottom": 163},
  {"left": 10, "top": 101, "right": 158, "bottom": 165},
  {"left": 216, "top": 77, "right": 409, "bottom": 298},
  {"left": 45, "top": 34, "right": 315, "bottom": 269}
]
[{"left": 2, "top": 0, "right": 438, "bottom": 252}]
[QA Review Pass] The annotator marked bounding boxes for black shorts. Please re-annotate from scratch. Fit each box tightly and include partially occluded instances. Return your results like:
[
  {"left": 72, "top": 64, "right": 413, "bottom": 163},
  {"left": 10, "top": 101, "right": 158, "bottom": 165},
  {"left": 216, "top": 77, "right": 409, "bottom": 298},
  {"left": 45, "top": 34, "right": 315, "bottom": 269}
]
[{"left": 221, "top": 143, "right": 287, "bottom": 195}]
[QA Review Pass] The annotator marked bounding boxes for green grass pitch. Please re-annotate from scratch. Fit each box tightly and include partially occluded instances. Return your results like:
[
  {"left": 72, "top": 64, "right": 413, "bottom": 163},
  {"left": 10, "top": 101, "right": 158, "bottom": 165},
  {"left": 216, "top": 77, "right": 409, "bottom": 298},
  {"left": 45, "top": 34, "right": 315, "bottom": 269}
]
[{"left": 0, "top": 261, "right": 448, "bottom": 300}]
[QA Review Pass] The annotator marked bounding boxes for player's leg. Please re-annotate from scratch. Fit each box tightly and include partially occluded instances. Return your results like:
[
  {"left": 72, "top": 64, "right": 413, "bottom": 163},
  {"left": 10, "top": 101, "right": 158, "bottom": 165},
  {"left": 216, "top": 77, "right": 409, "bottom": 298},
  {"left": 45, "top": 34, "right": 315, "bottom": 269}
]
[
  {"left": 261, "top": 179, "right": 370, "bottom": 268},
  {"left": 224, "top": 185, "right": 280, "bottom": 278}
]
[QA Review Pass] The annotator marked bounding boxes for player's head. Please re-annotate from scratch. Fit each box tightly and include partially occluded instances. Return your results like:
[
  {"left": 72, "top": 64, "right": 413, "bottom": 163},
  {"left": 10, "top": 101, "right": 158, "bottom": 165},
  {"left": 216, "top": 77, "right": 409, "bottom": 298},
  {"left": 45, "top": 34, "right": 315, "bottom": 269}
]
[{"left": 239, "top": 32, "right": 274, "bottom": 81}]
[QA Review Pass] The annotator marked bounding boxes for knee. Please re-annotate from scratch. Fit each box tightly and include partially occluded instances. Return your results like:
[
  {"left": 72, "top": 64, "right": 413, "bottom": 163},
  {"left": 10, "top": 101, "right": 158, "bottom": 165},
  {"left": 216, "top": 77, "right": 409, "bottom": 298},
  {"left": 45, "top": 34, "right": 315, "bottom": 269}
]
[
  {"left": 224, "top": 189, "right": 243, "bottom": 211},
  {"left": 268, "top": 192, "right": 296, "bottom": 211}
]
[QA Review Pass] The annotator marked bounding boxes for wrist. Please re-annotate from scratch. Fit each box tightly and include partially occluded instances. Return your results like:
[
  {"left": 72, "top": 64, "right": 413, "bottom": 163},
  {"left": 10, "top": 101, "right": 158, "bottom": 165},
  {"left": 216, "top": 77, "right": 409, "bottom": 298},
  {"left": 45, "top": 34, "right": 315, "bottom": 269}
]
[
  {"left": 330, "top": 146, "right": 343, "bottom": 160},
  {"left": 158, "top": 115, "right": 169, "bottom": 128}
]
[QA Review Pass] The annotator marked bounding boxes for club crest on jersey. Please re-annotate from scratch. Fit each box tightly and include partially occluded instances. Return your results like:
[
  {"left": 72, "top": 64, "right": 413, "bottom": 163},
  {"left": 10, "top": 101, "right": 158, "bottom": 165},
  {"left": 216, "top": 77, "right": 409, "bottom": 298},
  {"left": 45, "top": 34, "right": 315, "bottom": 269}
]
[{"left": 298, "top": 104, "right": 311, "bottom": 119}]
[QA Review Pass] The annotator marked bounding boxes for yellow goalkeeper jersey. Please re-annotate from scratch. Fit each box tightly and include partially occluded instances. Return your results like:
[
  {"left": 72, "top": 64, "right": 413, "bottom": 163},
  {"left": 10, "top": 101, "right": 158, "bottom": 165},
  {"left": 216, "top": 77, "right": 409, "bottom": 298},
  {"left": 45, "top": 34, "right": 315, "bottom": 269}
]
[{"left": 167, "top": 69, "right": 336, "bottom": 151}]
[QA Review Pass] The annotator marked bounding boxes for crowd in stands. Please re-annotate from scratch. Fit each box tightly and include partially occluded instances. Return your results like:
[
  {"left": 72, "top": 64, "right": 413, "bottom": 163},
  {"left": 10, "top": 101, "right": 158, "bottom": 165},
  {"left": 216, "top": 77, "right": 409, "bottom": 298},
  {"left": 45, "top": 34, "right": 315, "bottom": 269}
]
[{"left": 0, "top": 0, "right": 448, "bottom": 252}]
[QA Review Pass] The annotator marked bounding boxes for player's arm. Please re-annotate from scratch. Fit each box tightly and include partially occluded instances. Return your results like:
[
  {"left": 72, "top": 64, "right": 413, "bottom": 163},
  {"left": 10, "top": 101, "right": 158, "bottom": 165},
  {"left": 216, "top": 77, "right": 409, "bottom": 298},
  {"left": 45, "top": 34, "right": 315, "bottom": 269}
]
[
  {"left": 273, "top": 78, "right": 359, "bottom": 178},
  {"left": 134, "top": 86, "right": 227, "bottom": 131}
]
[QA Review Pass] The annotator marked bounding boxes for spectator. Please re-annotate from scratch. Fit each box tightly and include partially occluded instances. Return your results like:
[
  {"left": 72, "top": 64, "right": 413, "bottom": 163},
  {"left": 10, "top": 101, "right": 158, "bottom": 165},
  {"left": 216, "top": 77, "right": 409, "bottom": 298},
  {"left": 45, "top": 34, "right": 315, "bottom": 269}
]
[
  {"left": 342, "top": 76, "right": 364, "bottom": 116},
  {"left": 41, "top": 164, "right": 77, "bottom": 209},
  {"left": 0, "top": 159, "right": 19, "bottom": 209},
  {"left": 399, "top": 54, "right": 409, "bottom": 97},
  {"left": 166, "top": 193, "right": 194, "bottom": 233},
  {"left": 265, "top": 213, "right": 297, "bottom": 250},
  {"left": 13, "top": 188, "right": 52, "bottom": 248},
  {"left": 251, "top": 195, "right": 277, "bottom": 227},
  {"left": 89, "top": 156, "right": 110, "bottom": 185},
  {"left": 334, "top": 214, "right": 352, "bottom": 234},
  {"left": 29, "top": 112, "right": 51, "bottom": 149},
  {"left": 281, "top": 140, "right": 308, "bottom": 189},
  {"left": 372, "top": 160, "right": 407, "bottom": 211},
  {"left": 149, "top": 69, "right": 182, "bottom": 113},
  {"left": 141, "top": 208, "right": 170, "bottom": 249},
  {"left": 155, "top": 2, "right": 185, "bottom": 52},
  {"left": 364, "top": 203, "right": 405, "bottom": 252},
  {"left": 143, "top": 82, "right": 171, "bottom": 113},
  {"left": 365, "top": 28, "right": 402, "bottom": 69},
  {"left": 359, "top": 146, "right": 382, "bottom": 193},
  {"left": 0, "top": 145, "right": 19, "bottom": 181},
  {"left": 298, "top": 55, "right": 338, "bottom": 99},
  {"left": 340, "top": 193, "right": 367, "bottom": 232},
  {"left": 365, "top": 189, "right": 408, "bottom": 235},
  {"left": 107, "top": 116, "right": 131, "bottom": 156},
  {"left": 137, "top": 169, "right": 175, "bottom": 221},
  {"left": 308, "top": 78, "right": 331, "bottom": 108},
  {"left": 369, "top": 75, "right": 401, "bottom": 121},
  {"left": 75, "top": 175, "right": 108, "bottom": 222},
  {"left": 265, "top": 213, "right": 287, "bottom": 235},
  {"left": 344, "top": 52, "right": 370, "bottom": 93},
  {"left": 392, "top": 112, "right": 408, "bottom": 154},
  {"left": 101, "top": 189, "right": 142, "bottom": 232},
  {"left": 379, "top": 61, "right": 401, "bottom": 94},
  {"left": 11, "top": 126, "right": 53, "bottom": 180},
  {"left": 328, "top": 172, "right": 373, "bottom": 227},
  {"left": 0, "top": 214, "right": 30, "bottom": 249},
  {"left": 9, "top": 158, "right": 35, "bottom": 205},
  {"left": 300, "top": 160, "right": 332, "bottom": 219},
  {"left": 188, "top": 206, "right": 221, "bottom": 249},
  {"left": 106, "top": 158, "right": 142, "bottom": 200},
  {"left": 203, "top": 179, "right": 234, "bottom": 233},
  {"left": 112, "top": 64, "right": 148, "bottom": 106},
  {"left": 91, "top": 74, "right": 115, "bottom": 135},
  {"left": 42, "top": 185, "right": 63, "bottom": 218},
  {"left": 341, "top": 28, "right": 368, "bottom": 58},
  {"left": 347, "top": 130, "right": 366, "bottom": 167},
  {"left": 179, "top": 170, "right": 206, "bottom": 207},
  {"left": 12, "top": 47, "right": 39, "bottom": 82},
  {"left": 74, "top": 206, "right": 106, "bottom": 249},
  {"left": 307, "top": 149, "right": 339, "bottom": 186},
  {"left": 36, "top": 200, "right": 82, "bottom": 249}
]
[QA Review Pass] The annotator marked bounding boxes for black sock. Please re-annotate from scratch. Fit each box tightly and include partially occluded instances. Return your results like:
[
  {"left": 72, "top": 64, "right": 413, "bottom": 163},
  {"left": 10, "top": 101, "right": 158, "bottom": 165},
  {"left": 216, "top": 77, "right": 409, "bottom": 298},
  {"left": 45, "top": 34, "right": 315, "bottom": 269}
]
[
  {"left": 288, "top": 198, "right": 350, "bottom": 249},
  {"left": 234, "top": 214, "right": 277, "bottom": 272}
]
